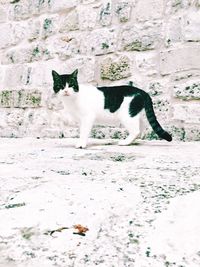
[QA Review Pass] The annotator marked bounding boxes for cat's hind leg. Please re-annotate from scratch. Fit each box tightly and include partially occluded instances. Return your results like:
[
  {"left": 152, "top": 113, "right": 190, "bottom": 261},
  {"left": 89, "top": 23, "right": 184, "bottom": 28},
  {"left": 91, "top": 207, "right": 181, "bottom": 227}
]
[{"left": 118, "top": 114, "right": 141, "bottom": 146}]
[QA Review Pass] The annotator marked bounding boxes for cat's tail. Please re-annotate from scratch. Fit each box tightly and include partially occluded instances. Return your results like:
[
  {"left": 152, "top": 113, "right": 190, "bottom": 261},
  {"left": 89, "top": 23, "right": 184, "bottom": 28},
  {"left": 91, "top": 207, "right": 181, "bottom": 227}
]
[{"left": 143, "top": 92, "right": 172, "bottom": 142}]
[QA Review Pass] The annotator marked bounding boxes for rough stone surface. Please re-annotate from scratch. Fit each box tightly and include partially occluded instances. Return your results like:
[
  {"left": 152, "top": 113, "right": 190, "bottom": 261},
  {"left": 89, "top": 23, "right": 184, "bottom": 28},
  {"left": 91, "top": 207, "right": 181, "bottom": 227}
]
[
  {"left": 59, "top": 10, "right": 79, "bottom": 32},
  {"left": 115, "top": 1, "right": 132, "bottom": 22},
  {"left": 165, "top": 16, "right": 182, "bottom": 45},
  {"left": 0, "top": 0, "right": 199, "bottom": 140},
  {"left": 0, "top": 138, "right": 200, "bottom": 266},
  {"left": 0, "top": 89, "right": 42, "bottom": 108},
  {"left": 99, "top": 1, "right": 112, "bottom": 26},
  {"left": 136, "top": 0, "right": 164, "bottom": 21},
  {"left": 121, "top": 21, "right": 162, "bottom": 51},
  {"left": 172, "top": 103, "right": 200, "bottom": 124},
  {"left": 160, "top": 45, "right": 200, "bottom": 75},
  {"left": 173, "top": 80, "right": 200, "bottom": 100},
  {"left": 80, "top": 28, "right": 118, "bottom": 55},
  {"left": 135, "top": 52, "right": 158, "bottom": 76},
  {"left": 183, "top": 11, "right": 200, "bottom": 41},
  {"left": 100, "top": 55, "right": 131, "bottom": 80}
]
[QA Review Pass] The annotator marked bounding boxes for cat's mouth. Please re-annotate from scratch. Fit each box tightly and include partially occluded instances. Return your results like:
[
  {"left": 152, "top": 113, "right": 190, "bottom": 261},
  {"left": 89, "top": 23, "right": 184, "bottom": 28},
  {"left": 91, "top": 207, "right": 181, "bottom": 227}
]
[{"left": 64, "top": 91, "right": 70, "bottom": 96}]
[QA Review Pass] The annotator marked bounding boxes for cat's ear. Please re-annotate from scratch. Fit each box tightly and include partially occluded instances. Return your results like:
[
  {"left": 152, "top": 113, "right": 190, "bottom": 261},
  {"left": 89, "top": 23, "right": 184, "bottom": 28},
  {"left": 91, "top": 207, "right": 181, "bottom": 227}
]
[
  {"left": 52, "top": 70, "right": 61, "bottom": 82},
  {"left": 52, "top": 70, "right": 62, "bottom": 93},
  {"left": 71, "top": 69, "right": 78, "bottom": 78}
]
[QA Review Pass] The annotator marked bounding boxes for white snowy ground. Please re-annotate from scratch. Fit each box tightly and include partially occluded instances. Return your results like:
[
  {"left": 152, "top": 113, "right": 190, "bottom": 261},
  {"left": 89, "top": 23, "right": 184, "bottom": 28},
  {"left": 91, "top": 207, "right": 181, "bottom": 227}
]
[{"left": 0, "top": 138, "right": 200, "bottom": 267}]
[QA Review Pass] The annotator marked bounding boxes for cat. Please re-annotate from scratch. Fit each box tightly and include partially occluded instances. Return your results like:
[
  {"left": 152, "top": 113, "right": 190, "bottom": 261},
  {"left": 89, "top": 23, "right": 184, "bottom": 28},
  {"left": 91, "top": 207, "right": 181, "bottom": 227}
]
[{"left": 52, "top": 69, "right": 172, "bottom": 148}]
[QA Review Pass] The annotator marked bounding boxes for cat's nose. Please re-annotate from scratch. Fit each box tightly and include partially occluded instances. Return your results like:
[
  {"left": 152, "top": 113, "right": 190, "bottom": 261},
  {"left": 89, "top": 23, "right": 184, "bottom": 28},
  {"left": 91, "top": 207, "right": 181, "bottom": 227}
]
[{"left": 64, "top": 91, "right": 70, "bottom": 96}]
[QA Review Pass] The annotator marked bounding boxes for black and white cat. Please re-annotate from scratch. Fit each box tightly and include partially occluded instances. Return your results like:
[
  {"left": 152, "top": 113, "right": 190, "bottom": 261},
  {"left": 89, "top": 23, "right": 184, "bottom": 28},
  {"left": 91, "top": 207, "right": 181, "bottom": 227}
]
[{"left": 52, "top": 69, "right": 172, "bottom": 148}]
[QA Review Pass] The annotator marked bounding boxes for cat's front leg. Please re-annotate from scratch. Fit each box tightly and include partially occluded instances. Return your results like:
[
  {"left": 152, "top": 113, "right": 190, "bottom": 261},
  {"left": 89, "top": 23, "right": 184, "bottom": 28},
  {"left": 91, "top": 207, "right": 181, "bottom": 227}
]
[{"left": 76, "top": 116, "right": 94, "bottom": 149}]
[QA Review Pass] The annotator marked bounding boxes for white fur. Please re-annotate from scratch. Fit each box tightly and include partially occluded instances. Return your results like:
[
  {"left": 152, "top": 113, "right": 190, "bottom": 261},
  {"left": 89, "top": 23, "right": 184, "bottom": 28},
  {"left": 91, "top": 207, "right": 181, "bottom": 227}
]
[{"left": 57, "top": 84, "right": 141, "bottom": 148}]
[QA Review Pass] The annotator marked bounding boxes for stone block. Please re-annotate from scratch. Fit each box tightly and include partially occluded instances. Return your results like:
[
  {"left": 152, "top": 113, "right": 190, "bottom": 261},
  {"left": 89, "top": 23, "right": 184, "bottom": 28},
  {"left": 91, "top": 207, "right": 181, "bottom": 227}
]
[
  {"left": 0, "top": 23, "right": 13, "bottom": 49},
  {"left": 80, "top": 28, "right": 118, "bottom": 55},
  {"left": 152, "top": 98, "right": 171, "bottom": 121},
  {"left": 0, "top": 6, "right": 7, "bottom": 22},
  {"left": 0, "top": 89, "right": 42, "bottom": 108},
  {"left": 172, "top": 70, "right": 200, "bottom": 82},
  {"left": 28, "top": 19, "right": 41, "bottom": 41},
  {"left": 30, "top": 0, "right": 51, "bottom": 15},
  {"left": 99, "top": 1, "right": 112, "bottom": 26},
  {"left": 54, "top": 35, "right": 81, "bottom": 60},
  {"left": 172, "top": 104, "right": 200, "bottom": 124},
  {"left": 3, "top": 65, "right": 39, "bottom": 87},
  {"left": 0, "top": 22, "right": 29, "bottom": 49},
  {"left": 17, "top": 89, "right": 42, "bottom": 108},
  {"left": 78, "top": 5, "right": 97, "bottom": 30},
  {"left": 147, "top": 82, "right": 165, "bottom": 97},
  {"left": 42, "top": 15, "right": 59, "bottom": 39},
  {"left": 9, "top": 1, "right": 30, "bottom": 21},
  {"left": 115, "top": 1, "right": 132, "bottom": 23},
  {"left": 9, "top": 0, "right": 51, "bottom": 20},
  {"left": 3, "top": 109, "right": 25, "bottom": 138},
  {"left": 60, "top": 56, "right": 96, "bottom": 83},
  {"left": 160, "top": 45, "right": 200, "bottom": 75},
  {"left": 59, "top": 10, "right": 79, "bottom": 32},
  {"left": 135, "top": 52, "right": 158, "bottom": 76},
  {"left": 50, "top": 0, "right": 79, "bottom": 12},
  {"left": 165, "top": 17, "right": 182, "bottom": 46},
  {"left": 0, "top": 67, "right": 5, "bottom": 85},
  {"left": 135, "top": 0, "right": 164, "bottom": 21},
  {"left": 168, "top": 124, "right": 185, "bottom": 141},
  {"left": 0, "top": 90, "right": 13, "bottom": 108},
  {"left": 184, "top": 125, "right": 200, "bottom": 141},
  {"left": 0, "top": 108, "right": 48, "bottom": 138},
  {"left": 100, "top": 56, "right": 131, "bottom": 81},
  {"left": 183, "top": 11, "right": 200, "bottom": 41},
  {"left": 166, "top": 0, "right": 189, "bottom": 15},
  {"left": 121, "top": 21, "right": 162, "bottom": 51},
  {"left": 143, "top": 122, "right": 189, "bottom": 141},
  {"left": 173, "top": 81, "right": 200, "bottom": 100},
  {"left": 24, "top": 62, "right": 53, "bottom": 87},
  {"left": 12, "top": 22, "right": 28, "bottom": 44},
  {"left": 2, "top": 44, "right": 53, "bottom": 65},
  {"left": 82, "top": 0, "right": 97, "bottom": 3},
  {"left": 4, "top": 65, "right": 25, "bottom": 87}
]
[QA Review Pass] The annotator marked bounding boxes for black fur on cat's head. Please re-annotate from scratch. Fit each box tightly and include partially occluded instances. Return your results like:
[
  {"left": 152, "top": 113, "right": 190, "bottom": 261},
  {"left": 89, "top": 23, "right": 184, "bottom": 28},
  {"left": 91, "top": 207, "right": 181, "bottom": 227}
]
[{"left": 52, "top": 69, "right": 79, "bottom": 94}]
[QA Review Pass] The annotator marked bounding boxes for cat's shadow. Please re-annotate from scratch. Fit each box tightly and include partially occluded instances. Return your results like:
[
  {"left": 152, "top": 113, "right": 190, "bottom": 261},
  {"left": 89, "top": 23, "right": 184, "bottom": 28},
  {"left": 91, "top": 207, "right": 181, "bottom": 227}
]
[
  {"left": 63, "top": 139, "right": 142, "bottom": 149},
  {"left": 57, "top": 138, "right": 172, "bottom": 149}
]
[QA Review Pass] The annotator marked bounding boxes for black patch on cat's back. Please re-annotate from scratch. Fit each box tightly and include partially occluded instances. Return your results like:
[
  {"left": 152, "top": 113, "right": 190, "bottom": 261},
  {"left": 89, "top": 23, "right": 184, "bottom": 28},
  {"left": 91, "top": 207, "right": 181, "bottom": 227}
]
[{"left": 97, "top": 85, "right": 141, "bottom": 113}]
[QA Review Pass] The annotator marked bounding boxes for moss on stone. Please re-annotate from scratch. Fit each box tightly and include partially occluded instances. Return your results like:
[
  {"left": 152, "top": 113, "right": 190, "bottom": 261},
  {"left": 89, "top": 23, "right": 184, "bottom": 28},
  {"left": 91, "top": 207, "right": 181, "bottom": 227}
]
[
  {"left": 101, "top": 56, "right": 130, "bottom": 81},
  {"left": 1, "top": 91, "right": 12, "bottom": 107},
  {"left": 102, "top": 43, "right": 109, "bottom": 49},
  {"left": 32, "top": 46, "right": 40, "bottom": 56},
  {"left": 143, "top": 130, "right": 159, "bottom": 141},
  {"left": 30, "top": 95, "right": 41, "bottom": 105},
  {"left": 43, "top": 18, "right": 52, "bottom": 30}
]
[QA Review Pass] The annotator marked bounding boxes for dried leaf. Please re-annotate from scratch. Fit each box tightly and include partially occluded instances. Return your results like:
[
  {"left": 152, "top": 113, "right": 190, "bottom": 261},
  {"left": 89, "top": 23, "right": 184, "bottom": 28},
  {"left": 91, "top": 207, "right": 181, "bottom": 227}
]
[{"left": 73, "top": 224, "right": 89, "bottom": 236}]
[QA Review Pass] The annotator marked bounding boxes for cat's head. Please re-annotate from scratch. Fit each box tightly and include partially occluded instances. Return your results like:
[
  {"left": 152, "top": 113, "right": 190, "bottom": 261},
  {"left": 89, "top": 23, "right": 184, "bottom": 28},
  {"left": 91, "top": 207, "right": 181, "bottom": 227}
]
[{"left": 52, "top": 69, "right": 79, "bottom": 96}]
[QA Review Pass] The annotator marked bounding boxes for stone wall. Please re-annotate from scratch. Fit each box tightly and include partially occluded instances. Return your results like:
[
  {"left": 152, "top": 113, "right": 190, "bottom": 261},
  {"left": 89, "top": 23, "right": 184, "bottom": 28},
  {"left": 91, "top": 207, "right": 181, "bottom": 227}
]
[{"left": 0, "top": 0, "right": 200, "bottom": 141}]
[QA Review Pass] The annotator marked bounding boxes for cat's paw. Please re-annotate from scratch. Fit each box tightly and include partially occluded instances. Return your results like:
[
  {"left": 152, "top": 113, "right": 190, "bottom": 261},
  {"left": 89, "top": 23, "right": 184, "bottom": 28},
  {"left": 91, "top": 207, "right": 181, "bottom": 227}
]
[
  {"left": 75, "top": 141, "right": 87, "bottom": 149},
  {"left": 118, "top": 138, "right": 135, "bottom": 146},
  {"left": 118, "top": 139, "right": 133, "bottom": 146}
]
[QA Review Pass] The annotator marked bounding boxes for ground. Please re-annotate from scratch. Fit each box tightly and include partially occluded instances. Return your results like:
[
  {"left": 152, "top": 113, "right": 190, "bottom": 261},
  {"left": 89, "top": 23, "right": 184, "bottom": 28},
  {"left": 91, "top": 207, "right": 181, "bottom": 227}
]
[{"left": 0, "top": 138, "right": 200, "bottom": 267}]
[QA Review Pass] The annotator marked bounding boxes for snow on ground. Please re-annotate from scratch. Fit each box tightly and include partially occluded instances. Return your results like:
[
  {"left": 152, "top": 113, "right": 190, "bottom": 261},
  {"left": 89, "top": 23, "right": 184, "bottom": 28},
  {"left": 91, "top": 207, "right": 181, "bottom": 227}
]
[{"left": 0, "top": 138, "right": 200, "bottom": 267}]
